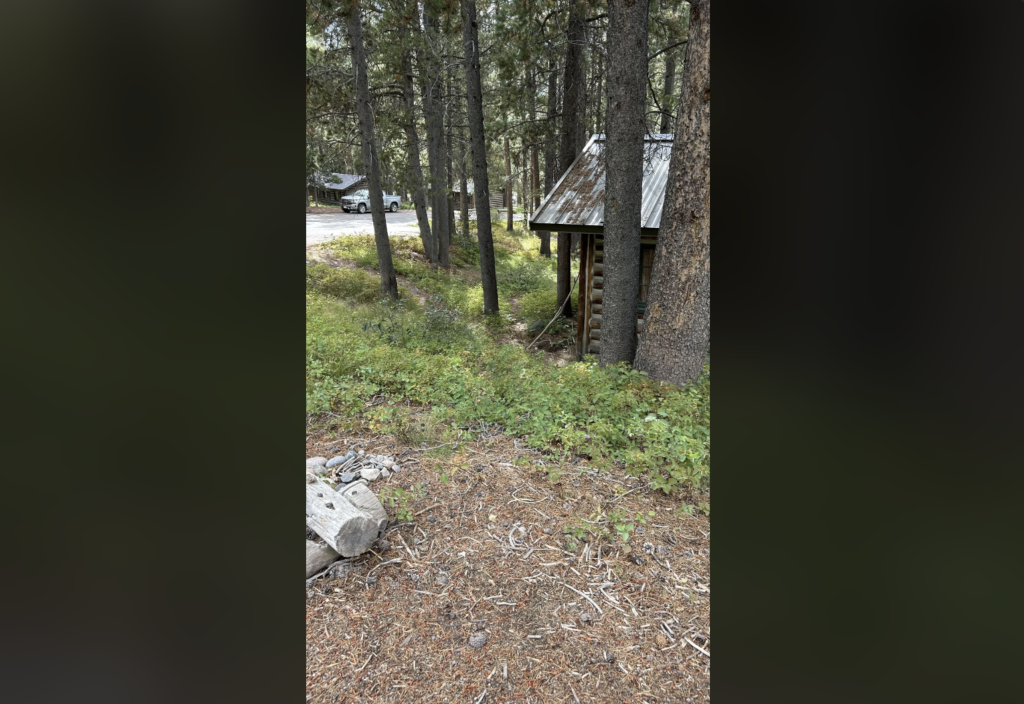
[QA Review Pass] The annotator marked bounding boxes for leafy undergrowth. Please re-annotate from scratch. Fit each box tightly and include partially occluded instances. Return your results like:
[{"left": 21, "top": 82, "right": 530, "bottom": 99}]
[{"left": 306, "top": 224, "right": 710, "bottom": 498}]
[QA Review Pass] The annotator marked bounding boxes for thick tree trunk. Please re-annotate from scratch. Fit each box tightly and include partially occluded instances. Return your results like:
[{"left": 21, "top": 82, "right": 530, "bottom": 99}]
[
  {"left": 401, "top": 45, "right": 435, "bottom": 261},
  {"left": 345, "top": 0, "right": 397, "bottom": 298},
  {"left": 539, "top": 59, "right": 557, "bottom": 259},
  {"left": 460, "top": 124, "right": 470, "bottom": 240},
  {"left": 634, "top": 0, "right": 710, "bottom": 384},
  {"left": 600, "top": 0, "right": 650, "bottom": 366},
  {"left": 461, "top": 0, "right": 499, "bottom": 313},
  {"left": 505, "top": 135, "right": 514, "bottom": 231},
  {"left": 557, "top": 2, "right": 585, "bottom": 318}
]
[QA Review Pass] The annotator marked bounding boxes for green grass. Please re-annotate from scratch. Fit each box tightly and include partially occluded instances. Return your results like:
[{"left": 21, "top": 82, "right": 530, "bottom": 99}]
[{"left": 306, "top": 223, "right": 710, "bottom": 497}]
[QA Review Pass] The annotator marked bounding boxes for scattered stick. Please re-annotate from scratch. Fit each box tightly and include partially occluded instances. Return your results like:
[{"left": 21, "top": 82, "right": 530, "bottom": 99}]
[
  {"left": 684, "top": 636, "right": 711, "bottom": 657},
  {"left": 561, "top": 582, "right": 603, "bottom": 615},
  {"left": 526, "top": 272, "right": 580, "bottom": 351},
  {"left": 414, "top": 503, "right": 442, "bottom": 516},
  {"left": 365, "top": 558, "right": 402, "bottom": 584},
  {"left": 410, "top": 443, "right": 454, "bottom": 452},
  {"left": 353, "top": 652, "right": 375, "bottom": 673}
]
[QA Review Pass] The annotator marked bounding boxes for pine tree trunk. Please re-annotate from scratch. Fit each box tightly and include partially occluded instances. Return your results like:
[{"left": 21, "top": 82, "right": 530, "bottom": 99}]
[
  {"left": 531, "top": 144, "right": 540, "bottom": 214},
  {"left": 659, "top": 57, "right": 676, "bottom": 133},
  {"left": 601, "top": 0, "right": 649, "bottom": 366},
  {"left": 401, "top": 45, "right": 434, "bottom": 261},
  {"left": 634, "top": 0, "right": 710, "bottom": 384},
  {"left": 446, "top": 74, "right": 455, "bottom": 249},
  {"left": 460, "top": 124, "right": 469, "bottom": 240},
  {"left": 557, "top": 2, "right": 585, "bottom": 317},
  {"left": 505, "top": 135, "right": 513, "bottom": 231},
  {"left": 345, "top": 0, "right": 397, "bottom": 299},
  {"left": 421, "top": 5, "right": 450, "bottom": 267},
  {"left": 522, "top": 146, "right": 530, "bottom": 219},
  {"left": 539, "top": 58, "right": 557, "bottom": 259},
  {"left": 461, "top": 0, "right": 499, "bottom": 314},
  {"left": 659, "top": 1, "right": 681, "bottom": 134}
]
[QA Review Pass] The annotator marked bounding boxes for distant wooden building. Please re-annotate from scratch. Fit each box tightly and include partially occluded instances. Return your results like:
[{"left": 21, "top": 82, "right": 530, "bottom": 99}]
[
  {"left": 310, "top": 173, "right": 367, "bottom": 205},
  {"left": 528, "top": 134, "right": 674, "bottom": 358}
]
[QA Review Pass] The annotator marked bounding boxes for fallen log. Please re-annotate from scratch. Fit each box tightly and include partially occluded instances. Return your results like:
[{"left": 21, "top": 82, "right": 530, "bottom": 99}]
[
  {"left": 306, "top": 540, "right": 340, "bottom": 578},
  {"left": 306, "top": 475, "right": 389, "bottom": 557}
]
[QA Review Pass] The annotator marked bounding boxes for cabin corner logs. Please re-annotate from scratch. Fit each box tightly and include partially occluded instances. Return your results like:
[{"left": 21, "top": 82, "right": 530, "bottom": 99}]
[{"left": 578, "top": 233, "right": 656, "bottom": 357}]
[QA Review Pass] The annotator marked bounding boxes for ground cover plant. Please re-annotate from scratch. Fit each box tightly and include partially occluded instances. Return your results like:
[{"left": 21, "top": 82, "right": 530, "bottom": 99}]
[{"left": 306, "top": 224, "right": 710, "bottom": 498}]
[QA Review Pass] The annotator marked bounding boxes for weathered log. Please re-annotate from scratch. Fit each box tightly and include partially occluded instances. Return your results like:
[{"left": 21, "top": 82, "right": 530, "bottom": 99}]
[
  {"left": 337, "top": 480, "right": 389, "bottom": 534},
  {"left": 306, "top": 539, "right": 341, "bottom": 578},
  {"left": 306, "top": 475, "right": 387, "bottom": 557}
]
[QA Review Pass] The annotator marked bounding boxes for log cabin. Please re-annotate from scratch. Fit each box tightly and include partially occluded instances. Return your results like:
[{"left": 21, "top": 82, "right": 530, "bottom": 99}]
[{"left": 528, "top": 134, "right": 674, "bottom": 358}]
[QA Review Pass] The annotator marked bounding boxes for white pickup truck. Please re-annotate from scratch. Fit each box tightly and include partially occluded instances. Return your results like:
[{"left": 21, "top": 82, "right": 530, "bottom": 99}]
[{"left": 341, "top": 189, "right": 402, "bottom": 214}]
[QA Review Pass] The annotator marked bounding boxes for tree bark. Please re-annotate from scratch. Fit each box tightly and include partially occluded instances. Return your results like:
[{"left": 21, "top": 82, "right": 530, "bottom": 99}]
[
  {"left": 446, "top": 74, "right": 455, "bottom": 249},
  {"left": 421, "top": 4, "right": 450, "bottom": 267},
  {"left": 401, "top": 44, "right": 435, "bottom": 261},
  {"left": 460, "top": 123, "right": 470, "bottom": 240},
  {"left": 539, "top": 58, "right": 557, "bottom": 258},
  {"left": 634, "top": 0, "right": 710, "bottom": 384},
  {"left": 505, "top": 135, "right": 514, "bottom": 231},
  {"left": 600, "top": 0, "right": 649, "bottom": 366},
  {"left": 461, "top": 0, "right": 499, "bottom": 313},
  {"left": 557, "top": 2, "right": 585, "bottom": 317},
  {"left": 345, "top": 0, "right": 398, "bottom": 298},
  {"left": 659, "top": 1, "right": 681, "bottom": 134}
]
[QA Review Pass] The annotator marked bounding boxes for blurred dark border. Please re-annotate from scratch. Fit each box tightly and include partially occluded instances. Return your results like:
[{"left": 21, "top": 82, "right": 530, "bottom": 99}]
[
  {"left": 716, "top": 2, "right": 1024, "bottom": 701},
  {"left": 0, "top": 1, "right": 1021, "bottom": 702}
]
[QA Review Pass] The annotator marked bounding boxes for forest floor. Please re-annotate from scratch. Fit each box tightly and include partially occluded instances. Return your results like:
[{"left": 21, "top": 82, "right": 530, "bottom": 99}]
[
  {"left": 305, "top": 428, "right": 711, "bottom": 704},
  {"left": 306, "top": 224, "right": 710, "bottom": 703}
]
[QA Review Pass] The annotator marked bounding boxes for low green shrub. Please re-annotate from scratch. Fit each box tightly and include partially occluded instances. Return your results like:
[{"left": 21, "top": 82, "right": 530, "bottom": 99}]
[{"left": 305, "top": 263, "right": 382, "bottom": 303}]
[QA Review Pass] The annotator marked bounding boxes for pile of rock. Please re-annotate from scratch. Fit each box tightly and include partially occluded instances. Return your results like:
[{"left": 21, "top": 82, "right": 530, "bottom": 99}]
[
  {"left": 306, "top": 449, "right": 402, "bottom": 579},
  {"left": 305, "top": 449, "right": 403, "bottom": 486}
]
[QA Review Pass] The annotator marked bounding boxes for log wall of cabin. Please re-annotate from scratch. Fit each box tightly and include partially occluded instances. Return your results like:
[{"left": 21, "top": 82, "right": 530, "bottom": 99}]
[{"left": 581, "top": 232, "right": 656, "bottom": 357}]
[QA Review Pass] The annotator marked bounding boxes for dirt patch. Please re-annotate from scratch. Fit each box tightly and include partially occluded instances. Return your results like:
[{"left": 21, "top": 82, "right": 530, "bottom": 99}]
[
  {"left": 308, "top": 205, "right": 348, "bottom": 214},
  {"left": 306, "top": 428, "right": 711, "bottom": 704}
]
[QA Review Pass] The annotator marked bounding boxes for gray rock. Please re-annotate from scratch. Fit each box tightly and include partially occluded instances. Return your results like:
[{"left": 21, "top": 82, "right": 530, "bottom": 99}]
[
  {"left": 336, "top": 472, "right": 357, "bottom": 484},
  {"left": 543, "top": 528, "right": 553, "bottom": 535},
  {"left": 325, "top": 455, "right": 347, "bottom": 468},
  {"left": 468, "top": 632, "right": 487, "bottom": 649},
  {"left": 391, "top": 464, "right": 402, "bottom": 473},
  {"left": 358, "top": 450, "right": 365, "bottom": 456},
  {"left": 380, "top": 468, "right": 391, "bottom": 479},
  {"left": 306, "top": 457, "right": 328, "bottom": 468},
  {"left": 360, "top": 467, "right": 381, "bottom": 481},
  {"left": 580, "top": 612, "right": 592, "bottom": 623},
  {"left": 528, "top": 319, "right": 546, "bottom": 334}
]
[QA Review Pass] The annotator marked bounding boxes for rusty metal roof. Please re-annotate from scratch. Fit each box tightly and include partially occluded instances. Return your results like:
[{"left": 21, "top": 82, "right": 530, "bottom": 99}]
[
  {"left": 323, "top": 173, "right": 366, "bottom": 191},
  {"left": 529, "top": 134, "right": 673, "bottom": 234}
]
